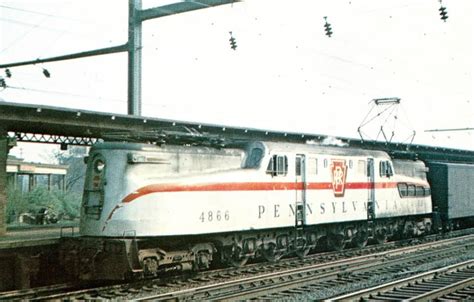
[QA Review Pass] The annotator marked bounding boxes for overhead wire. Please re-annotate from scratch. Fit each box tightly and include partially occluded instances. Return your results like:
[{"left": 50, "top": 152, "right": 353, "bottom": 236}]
[
  {"left": 0, "top": 15, "right": 51, "bottom": 54},
  {"left": 0, "top": 4, "right": 78, "bottom": 21},
  {"left": 5, "top": 85, "right": 126, "bottom": 104},
  {"left": 0, "top": 17, "right": 117, "bottom": 40},
  {"left": 1, "top": 0, "right": 469, "bottom": 132},
  {"left": 0, "top": 17, "right": 66, "bottom": 32}
]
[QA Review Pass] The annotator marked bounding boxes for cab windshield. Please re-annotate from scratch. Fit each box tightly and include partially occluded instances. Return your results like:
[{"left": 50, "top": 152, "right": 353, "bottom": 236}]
[{"left": 244, "top": 147, "right": 264, "bottom": 168}]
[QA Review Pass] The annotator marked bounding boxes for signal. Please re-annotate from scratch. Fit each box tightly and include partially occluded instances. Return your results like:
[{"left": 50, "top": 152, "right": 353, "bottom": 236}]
[
  {"left": 324, "top": 16, "right": 333, "bottom": 37},
  {"left": 229, "top": 31, "right": 237, "bottom": 50},
  {"left": 5, "top": 69, "right": 11, "bottom": 78}
]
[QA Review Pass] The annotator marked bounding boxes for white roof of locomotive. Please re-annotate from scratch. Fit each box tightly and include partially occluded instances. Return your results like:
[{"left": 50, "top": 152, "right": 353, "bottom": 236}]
[
  {"left": 91, "top": 141, "right": 390, "bottom": 160},
  {"left": 260, "top": 141, "right": 390, "bottom": 159},
  {"left": 90, "top": 142, "right": 243, "bottom": 155}
]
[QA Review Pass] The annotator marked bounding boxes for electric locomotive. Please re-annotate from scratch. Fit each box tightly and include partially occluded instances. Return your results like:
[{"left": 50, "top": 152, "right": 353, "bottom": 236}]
[{"left": 60, "top": 140, "right": 434, "bottom": 280}]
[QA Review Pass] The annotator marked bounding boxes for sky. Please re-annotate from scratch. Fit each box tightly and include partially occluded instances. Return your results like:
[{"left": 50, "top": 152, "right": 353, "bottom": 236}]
[{"left": 0, "top": 0, "right": 472, "bottom": 162}]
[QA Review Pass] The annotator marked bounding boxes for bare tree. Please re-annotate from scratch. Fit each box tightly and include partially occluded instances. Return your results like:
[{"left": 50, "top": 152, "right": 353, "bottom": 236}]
[{"left": 54, "top": 146, "right": 88, "bottom": 193}]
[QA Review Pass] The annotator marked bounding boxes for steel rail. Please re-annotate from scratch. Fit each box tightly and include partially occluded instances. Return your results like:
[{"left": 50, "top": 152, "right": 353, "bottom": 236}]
[
  {"left": 0, "top": 283, "right": 79, "bottom": 300},
  {"left": 330, "top": 259, "right": 474, "bottom": 301},
  {"left": 8, "top": 232, "right": 474, "bottom": 300},
  {"left": 134, "top": 254, "right": 383, "bottom": 301},
  {"left": 410, "top": 277, "right": 474, "bottom": 301},
  {"left": 133, "top": 234, "right": 474, "bottom": 301},
  {"left": 193, "top": 243, "right": 473, "bottom": 301}
]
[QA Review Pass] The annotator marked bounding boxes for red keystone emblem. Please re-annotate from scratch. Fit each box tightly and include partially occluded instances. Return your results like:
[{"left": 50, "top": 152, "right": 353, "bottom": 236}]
[{"left": 330, "top": 159, "right": 347, "bottom": 197}]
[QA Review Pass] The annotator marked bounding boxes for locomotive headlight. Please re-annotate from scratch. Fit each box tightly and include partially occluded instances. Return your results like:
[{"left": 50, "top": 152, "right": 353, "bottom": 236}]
[{"left": 94, "top": 159, "right": 105, "bottom": 173}]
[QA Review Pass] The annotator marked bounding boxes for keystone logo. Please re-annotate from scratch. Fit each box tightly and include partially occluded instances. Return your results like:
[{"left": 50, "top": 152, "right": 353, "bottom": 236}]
[{"left": 330, "top": 159, "right": 347, "bottom": 197}]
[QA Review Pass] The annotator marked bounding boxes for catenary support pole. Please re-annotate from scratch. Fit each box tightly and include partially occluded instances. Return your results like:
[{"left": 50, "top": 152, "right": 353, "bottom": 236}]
[
  {"left": 128, "top": 0, "right": 143, "bottom": 116},
  {"left": 0, "top": 0, "right": 238, "bottom": 116},
  {"left": 0, "top": 131, "right": 8, "bottom": 235}
]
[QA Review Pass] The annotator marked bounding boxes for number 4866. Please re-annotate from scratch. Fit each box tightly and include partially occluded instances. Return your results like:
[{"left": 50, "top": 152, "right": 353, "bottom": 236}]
[{"left": 199, "top": 210, "right": 229, "bottom": 222}]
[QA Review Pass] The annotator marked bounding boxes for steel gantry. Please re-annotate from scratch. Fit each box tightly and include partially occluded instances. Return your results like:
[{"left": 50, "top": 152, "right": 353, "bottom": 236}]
[{"left": 0, "top": 0, "right": 240, "bottom": 116}]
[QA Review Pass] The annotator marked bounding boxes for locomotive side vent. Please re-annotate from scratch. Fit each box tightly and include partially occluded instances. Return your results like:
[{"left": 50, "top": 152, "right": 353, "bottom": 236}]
[{"left": 127, "top": 153, "right": 171, "bottom": 164}]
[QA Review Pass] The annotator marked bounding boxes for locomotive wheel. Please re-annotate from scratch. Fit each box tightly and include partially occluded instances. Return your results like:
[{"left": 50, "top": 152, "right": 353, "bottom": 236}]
[
  {"left": 227, "top": 255, "right": 249, "bottom": 267},
  {"left": 327, "top": 234, "right": 345, "bottom": 251},
  {"left": 143, "top": 257, "right": 159, "bottom": 276},
  {"left": 262, "top": 243, "right": 284, "bottom": 262},
  {"left": 353, "top": 231, "right": 368, "bottom": 248},
  {"left": 224, "top": 245, "right": 249, "bottom": 267},
  {"left": 295, "top": 247, "right": 310, "bottom": 259},
  {"left": 375, "top": 229, "right": 387, "bottom": 244},
  {"left": 195, "top": 251, "right": 212, "bottom": 270},
  {"left": 294, "top": 236, "right": 310, "bottom": 259}
]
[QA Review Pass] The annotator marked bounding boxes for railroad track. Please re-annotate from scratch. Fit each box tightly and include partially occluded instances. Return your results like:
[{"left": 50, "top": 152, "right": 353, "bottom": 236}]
[
  {"left": 331, "top": 259, "right": 474, "bottom": 301},
  {"left": 2, "top": 229, "right": 474, "bottom": 300},
  {"left": 132, "top": 234, "right": 474, "bottom": 301},
  {"left": 0, "top": 282, "right": 83, "bottom": 300}
]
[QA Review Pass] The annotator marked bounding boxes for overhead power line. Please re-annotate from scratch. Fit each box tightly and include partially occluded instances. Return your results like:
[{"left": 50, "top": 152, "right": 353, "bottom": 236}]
[
  {"left": 0, "top": 4, "right": 76, "bottom": 21},
  {"left": 0, "top": 0, "right": 239, "bottom": 117},
  {"left": 6, "top": 84, "right": 126, "bottom": 104},
  {"left": 425, "top": 127, "right": 474, "bottom": 132}
]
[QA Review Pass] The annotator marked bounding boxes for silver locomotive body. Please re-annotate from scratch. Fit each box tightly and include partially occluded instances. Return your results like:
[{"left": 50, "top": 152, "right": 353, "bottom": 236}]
[{"left": 61, "top": 141, "right": 433, "bottom": 280}]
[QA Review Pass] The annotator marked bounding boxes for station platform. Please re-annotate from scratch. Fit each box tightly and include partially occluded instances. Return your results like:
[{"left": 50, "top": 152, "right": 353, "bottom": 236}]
[
  {"left": 0, "top": 222, "right": 79, "bottom": 250},
  {"left": 0, "top": 223, "right": 79, "bottom": 291}
]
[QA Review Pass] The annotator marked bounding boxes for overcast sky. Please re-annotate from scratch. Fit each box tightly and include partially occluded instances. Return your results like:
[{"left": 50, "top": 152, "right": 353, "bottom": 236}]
[{"left": 0, "top": 0, "right": 472, "bottom": 161}]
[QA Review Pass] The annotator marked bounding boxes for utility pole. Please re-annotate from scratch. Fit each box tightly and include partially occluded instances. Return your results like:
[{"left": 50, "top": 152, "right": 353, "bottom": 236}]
[{"left": 0, "top": 0, "right": 238, "bottom": 116}]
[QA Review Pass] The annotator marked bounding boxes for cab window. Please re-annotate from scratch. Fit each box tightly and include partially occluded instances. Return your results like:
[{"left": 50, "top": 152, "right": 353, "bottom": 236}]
[
  {"left": 379, "top": 160, "right": 394, "bottom": 177},
  {"left": 245, "top": 148, "right": 264, "bottom": 168},
  {"left": 267, "top": 155, "right": 288, "bottom": 176}
]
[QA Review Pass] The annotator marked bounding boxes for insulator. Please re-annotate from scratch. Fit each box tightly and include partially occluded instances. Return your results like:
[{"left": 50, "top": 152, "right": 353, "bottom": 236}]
[
  {"left": 323, "top": 17, "right": 333, "bottom": 37},
  {"left": 5, "top": 69, "right": 11, "bottom": 78},
  {"left": 229, "top": 32, "right": 237, "bottom": 50},
  {"left": 43, "top": 68, "right": 50, "bottom": 78},
  {"left": 325, "top": 23, "right": 333, "bottom": 37},
  {"left": 439, "top": 6, "right": 448, "bottom": 22}
]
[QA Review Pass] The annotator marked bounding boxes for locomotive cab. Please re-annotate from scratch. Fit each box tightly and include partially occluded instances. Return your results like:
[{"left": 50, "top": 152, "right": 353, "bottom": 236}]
[{"left": 80, "top": 142, "right": 247, "bottom": 237}]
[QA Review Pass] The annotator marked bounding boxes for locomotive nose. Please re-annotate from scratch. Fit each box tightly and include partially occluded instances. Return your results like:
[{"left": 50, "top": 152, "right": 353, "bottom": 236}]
[{"left": 82, "top": 154, "right": 107, "bottom": 220}]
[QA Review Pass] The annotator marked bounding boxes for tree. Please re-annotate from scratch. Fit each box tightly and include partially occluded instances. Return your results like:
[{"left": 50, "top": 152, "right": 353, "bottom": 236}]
[{"left": 54, "top": 146, "right": 88, "bottom": 194}]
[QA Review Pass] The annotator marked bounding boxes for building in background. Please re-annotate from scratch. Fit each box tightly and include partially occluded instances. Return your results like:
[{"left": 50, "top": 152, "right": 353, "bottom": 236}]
[{"left": 6, "top": 156, "right": 68, "bottom": 192}]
